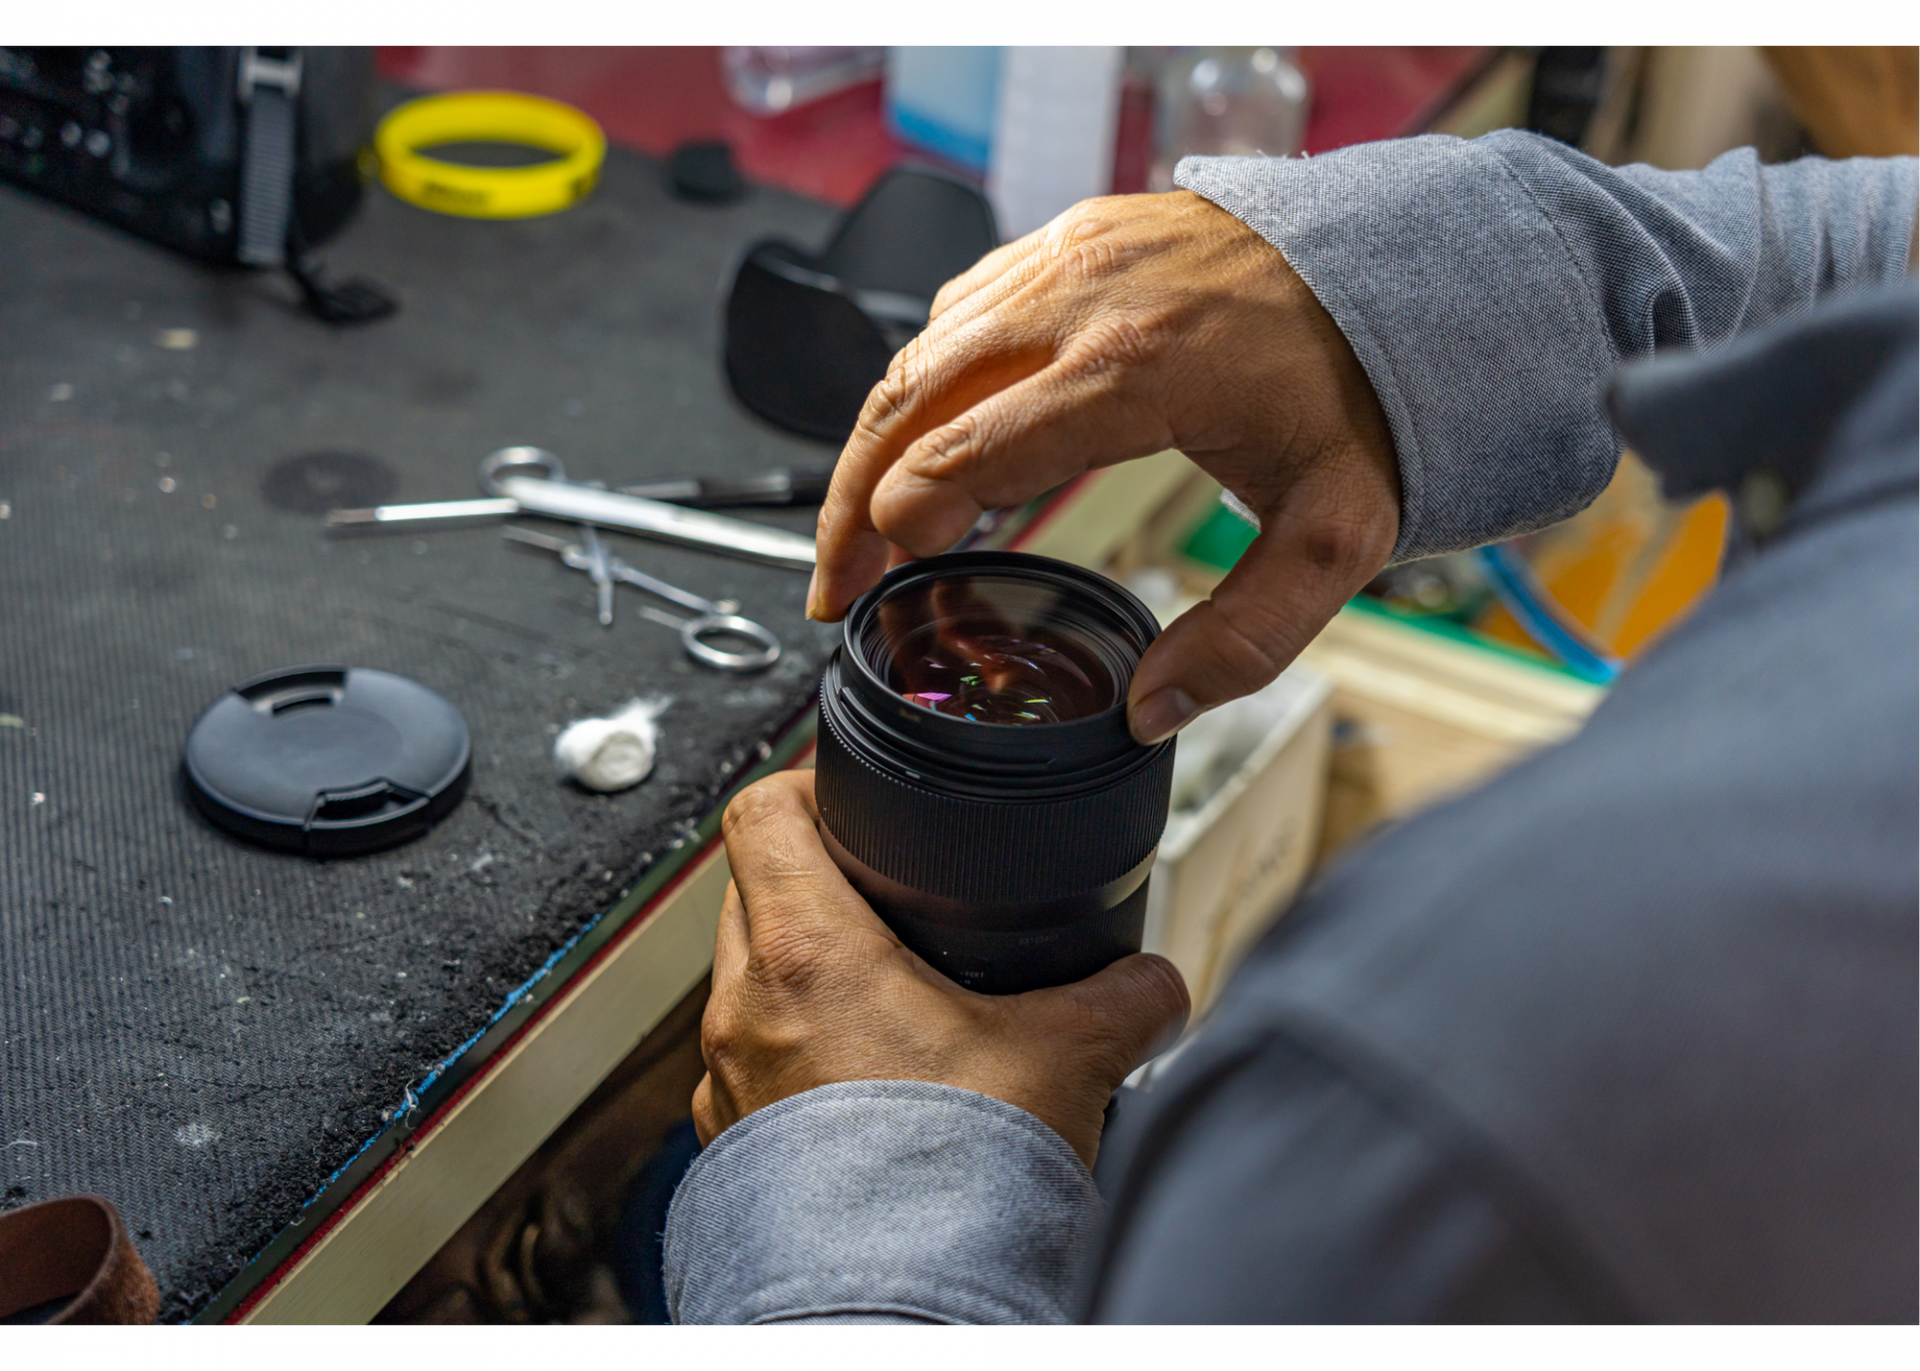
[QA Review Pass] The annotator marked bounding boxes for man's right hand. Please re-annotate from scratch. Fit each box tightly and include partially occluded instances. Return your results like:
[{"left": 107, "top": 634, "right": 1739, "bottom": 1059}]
[{"left": 807, "top": 189, "right": 1402, "bottom": 745}]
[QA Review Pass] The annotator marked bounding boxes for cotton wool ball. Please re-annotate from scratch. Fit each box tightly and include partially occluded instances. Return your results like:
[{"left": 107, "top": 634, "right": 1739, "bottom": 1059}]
[{"left": 553, "top": 697, "right": 670, "bottom": 792}]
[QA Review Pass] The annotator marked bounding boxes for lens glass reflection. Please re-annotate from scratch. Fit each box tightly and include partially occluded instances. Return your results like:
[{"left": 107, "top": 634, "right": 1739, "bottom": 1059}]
[{"left": 870, "top": 574, "right": 1125, "bottom": 725}]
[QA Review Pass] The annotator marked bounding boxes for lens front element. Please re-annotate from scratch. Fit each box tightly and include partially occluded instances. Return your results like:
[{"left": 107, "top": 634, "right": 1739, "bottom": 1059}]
[
  {"left": 820, "top": 552, "right": 1174, "bottom": 993},
  {"left": 866, "top": 574, "right": 1128, "bottom": 726}
]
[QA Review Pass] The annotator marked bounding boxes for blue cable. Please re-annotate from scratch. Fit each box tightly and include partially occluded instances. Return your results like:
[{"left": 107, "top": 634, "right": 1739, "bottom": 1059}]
[{"left": 1471, "top": 543, "right": 1622, "bottom": 685}]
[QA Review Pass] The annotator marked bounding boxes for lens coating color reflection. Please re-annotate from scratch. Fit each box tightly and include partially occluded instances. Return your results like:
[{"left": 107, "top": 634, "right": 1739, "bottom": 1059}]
[
  {"left": 867, "top": 574, "right": 1127, "bottom": 725},
  {"left": 818, "top": 551, "right": 1175, "bottom": 994}
]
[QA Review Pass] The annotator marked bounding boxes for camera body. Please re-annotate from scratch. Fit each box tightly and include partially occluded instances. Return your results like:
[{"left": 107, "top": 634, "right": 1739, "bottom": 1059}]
[
  {"left": 815, "top": 552, "right": 1176, "bottom": 995},
  {"left": 0, "top": 47, "right": 373, "bottom": 264}
]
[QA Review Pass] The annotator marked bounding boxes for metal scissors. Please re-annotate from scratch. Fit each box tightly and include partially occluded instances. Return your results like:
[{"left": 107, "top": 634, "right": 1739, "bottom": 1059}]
[
  {"left": 323, "top": 448, "right": 817, "bottom": 570},
  {"left": 505, "top": 525, "right": 783, "bottom": 672}
]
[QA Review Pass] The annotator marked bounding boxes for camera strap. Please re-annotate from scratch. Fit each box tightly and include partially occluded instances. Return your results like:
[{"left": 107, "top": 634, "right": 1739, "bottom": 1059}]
[
  {"left": 236, "top": 47, "right": 302, "bottom": 269},
  {"left": 235, "top": 46, "right": 395, "bottom": 325}
]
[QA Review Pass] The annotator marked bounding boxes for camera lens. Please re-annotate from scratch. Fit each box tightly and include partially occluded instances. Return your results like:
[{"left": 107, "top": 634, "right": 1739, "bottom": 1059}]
[
  {"left": 864, "top": 572, "right": 1130, "bottom": 725},
  {"left": 816, "top": 551, "right": 1175, "bottom": 994}
]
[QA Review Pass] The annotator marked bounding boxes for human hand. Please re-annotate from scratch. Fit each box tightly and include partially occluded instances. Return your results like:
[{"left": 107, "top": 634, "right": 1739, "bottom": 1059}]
[
  {"left": 692, "top": 771, "right": 1190, "bottom": 1167},
  {"left": 807, "top": 190, "right": 1401, "bottom": 744}
]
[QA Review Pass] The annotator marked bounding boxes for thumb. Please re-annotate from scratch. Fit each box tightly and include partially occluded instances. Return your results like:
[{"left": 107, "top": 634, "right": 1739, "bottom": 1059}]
[
  {"left": 1041, "top": 952, "right": 1192, "bottom": 1082},
  {"left": 1127, "top": 467, "right": 1396, "bottom": 745}
]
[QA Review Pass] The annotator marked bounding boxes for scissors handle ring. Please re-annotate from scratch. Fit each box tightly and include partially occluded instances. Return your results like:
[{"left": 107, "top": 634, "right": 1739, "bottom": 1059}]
[
  {"left": 681, "top": 614, "right": 781, "bottom": 672},
  {"left": 480, "top": 446, "right": 567, "bottom": 496}
]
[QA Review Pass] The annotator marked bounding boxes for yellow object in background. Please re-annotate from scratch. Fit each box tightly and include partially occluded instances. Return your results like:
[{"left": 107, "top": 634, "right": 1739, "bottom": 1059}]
[
  {"left": 375, "top": 91, "right": 606, "bottom": 219},
  {"left": 1762, "top": 46, "right": 1920, "bottom": 159},
  {"left": 1474, "top": 451, "right": 1729, "bottom": 661}
]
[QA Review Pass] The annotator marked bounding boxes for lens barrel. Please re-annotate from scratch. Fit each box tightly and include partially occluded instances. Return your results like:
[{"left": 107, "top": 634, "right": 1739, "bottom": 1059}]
[{"left": 815, "top": 551, "right": 1175, "bottom": 994}]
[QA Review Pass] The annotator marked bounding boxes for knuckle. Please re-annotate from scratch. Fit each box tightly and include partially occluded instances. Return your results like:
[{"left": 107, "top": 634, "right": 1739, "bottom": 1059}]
[
  {"left": 856, "top": 362, "right": 915, "bottom": 436},
  {"left": 1299, "top": 507, "right": 1390, "bottom": 580},
  {"left": 699, "top": 1004, "right": 741, "bottom": 1068},
  {"left": 1055, "top": 199, "right": 1117, "bottom": 243},
  {"left": 1058, "top": 236, "right": 1125, "bottom": 285},
  {"left": 907, "top": 419, "right": 980, "bottom": 476},
  {"left": 748, "top": 925, "right": 830, "bottom": 997},
  {"left": 1041, "top": 206, "right": 1085, "bottom": 251},
  {"left": 1070, "top": 313, "right": 1166, "bottom": 374},
  {"left": 721, "top": 781, "right": 783, "bottom": 840}
]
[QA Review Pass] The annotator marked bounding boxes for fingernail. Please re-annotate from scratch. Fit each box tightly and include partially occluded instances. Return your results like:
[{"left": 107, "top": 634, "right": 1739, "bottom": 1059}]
[
  {"left": 805, "top": 568, "right": 821, "bottom": 621},
  {"left": 1129, "top": 687, "right": 1198, "bottom": 745}
]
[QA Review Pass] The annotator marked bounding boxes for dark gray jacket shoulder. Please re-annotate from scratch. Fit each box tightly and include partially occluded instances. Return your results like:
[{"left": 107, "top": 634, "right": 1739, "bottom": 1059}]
[{"left": 1095, "top": 284, "right": 1918, "bottom": 1322}]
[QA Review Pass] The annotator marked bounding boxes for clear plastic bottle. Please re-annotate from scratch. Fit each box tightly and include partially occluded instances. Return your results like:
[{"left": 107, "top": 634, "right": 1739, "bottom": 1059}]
[
  {"left": 1150, "top": 46, "right": 1311, "bottom": 191},
  {"left": 722, "top": 47, "right": 885, "bottom": 116}
]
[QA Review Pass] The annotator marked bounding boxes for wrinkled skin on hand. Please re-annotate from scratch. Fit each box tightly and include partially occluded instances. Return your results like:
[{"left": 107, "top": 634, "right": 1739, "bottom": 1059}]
[
  {"left": 692, "top": 771, "right": 1190, "bottom": 1166},
  {"left": 807, "top": 190, "right": 1401, "bottom": 744}
]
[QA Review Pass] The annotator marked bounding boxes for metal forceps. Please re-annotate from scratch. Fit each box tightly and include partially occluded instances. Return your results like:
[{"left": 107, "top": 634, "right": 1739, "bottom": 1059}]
[
  {"left": 506, "top": 525, "right": 783, "bottom": 672},
  {"left": 324, "top": 448, "right": 817, "bottom": 570}
]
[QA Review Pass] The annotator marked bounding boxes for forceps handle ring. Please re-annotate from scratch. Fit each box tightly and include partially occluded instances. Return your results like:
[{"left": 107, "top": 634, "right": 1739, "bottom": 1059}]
[{"left": 638, "top": 609, "right": 782, "bottom": 672}]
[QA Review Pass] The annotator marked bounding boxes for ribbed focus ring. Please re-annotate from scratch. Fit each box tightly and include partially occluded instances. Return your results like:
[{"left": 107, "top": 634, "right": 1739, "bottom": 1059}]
[{"left": 815, "top": 701, "right": 1175, "bottom": 905}]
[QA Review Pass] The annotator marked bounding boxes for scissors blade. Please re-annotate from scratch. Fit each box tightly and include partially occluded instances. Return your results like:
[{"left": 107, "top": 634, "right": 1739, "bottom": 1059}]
[
  {"left": 579, "top": 525, "right": 615, "bottom": 627},
  {"left": 326, "top": 497, "right": 519, "bottom": 531},
  {"left": 495, "top": 475, "right": 816, "bottom": 569}
]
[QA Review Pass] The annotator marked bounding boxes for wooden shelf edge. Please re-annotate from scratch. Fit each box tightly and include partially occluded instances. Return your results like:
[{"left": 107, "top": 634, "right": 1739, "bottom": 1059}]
[{"left": 240, "top": 845, "right": 732, "bottom": 1323}]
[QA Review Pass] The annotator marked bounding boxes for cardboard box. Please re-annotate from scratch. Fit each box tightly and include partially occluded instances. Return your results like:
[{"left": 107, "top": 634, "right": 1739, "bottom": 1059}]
[
  {"left": 1144, "top": 666, "right": 1334, "bottom": 1016},
  {"left": 1296, "top": 603, "right": 1604, "bottom": 862}
]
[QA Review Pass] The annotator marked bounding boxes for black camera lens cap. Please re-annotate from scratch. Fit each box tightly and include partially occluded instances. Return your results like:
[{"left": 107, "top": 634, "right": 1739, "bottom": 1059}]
[{"left": 183, "top": 666, "right": 471, "bottom": 856}]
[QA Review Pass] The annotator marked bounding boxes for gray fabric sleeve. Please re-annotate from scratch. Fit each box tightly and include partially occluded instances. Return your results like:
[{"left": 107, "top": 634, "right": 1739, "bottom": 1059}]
[
  {"left": 663, "top": 1080, "right": 1101, "bottom": 1324},
  {"left": 1175, "top": 134, "right": 1918, "bottom": 561}
]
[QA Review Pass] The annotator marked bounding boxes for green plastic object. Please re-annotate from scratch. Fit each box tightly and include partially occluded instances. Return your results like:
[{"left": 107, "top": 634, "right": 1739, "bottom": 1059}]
[
  {"left": 1178, "top": 499, "right": 1260, "bottom": 571},
  {"left": 1174, "top": 497, "right": 1591, "bottom": 684}
]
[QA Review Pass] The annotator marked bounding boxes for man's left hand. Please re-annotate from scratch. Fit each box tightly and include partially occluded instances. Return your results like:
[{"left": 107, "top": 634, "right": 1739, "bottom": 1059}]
[{"left": 693, "top": 771, "right": 1191, "bottom": 1167}]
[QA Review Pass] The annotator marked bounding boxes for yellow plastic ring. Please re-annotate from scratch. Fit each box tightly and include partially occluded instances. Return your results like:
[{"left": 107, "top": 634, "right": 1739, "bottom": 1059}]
[{"left": 374, "top": 91, "right": 606, "bottom": 220}]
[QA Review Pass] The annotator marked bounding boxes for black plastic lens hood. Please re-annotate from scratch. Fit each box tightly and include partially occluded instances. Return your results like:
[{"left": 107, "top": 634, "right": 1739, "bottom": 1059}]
[
  {"left": 724, "top": 167, "right": 999, "bottom": 442},
  {"left": 815, "top": 551, "right": 1175, "bottom": 993}
]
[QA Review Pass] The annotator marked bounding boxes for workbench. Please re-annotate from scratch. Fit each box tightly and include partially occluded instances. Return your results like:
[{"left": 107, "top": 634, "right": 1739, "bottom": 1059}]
[
  {"left": 0, "top": 138, "right": 840, "bottom": 1323},
  {"left": 1, "top": 48, "right": 1499, "bottom": 1322}
]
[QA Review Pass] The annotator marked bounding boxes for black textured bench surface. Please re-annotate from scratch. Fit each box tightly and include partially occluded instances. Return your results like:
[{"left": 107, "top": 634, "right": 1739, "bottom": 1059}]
[{"left": 0, "top": 144, "right": 841, "bottom": 1321}]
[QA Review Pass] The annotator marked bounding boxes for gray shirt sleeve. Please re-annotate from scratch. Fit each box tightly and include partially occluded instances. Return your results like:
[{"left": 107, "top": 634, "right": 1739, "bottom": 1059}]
[
  {"left": 1174, "top": 133, "right": 1917, "bottom": 561},
  {"left": 662, "top": 1058, "right": 1593, "bottom": 1324},
  {"left": 664, "top": 1080, "right": 1100, "bottom": 1324}
]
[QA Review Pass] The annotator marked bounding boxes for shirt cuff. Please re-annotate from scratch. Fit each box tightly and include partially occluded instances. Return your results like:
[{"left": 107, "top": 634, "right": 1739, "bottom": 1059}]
[
  {"left": 664, "top": 1080, "right": 1101, "bottom": 1324},
  {"left": 1176, "top": 135, "right": 1622, "bottom": 563}
]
